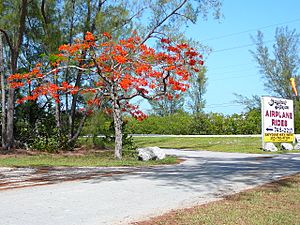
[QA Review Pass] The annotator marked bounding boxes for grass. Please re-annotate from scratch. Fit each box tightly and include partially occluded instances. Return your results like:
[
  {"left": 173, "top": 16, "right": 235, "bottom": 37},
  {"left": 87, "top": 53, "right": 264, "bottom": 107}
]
[
  {"left": 2, "top": 136, "right": 299, "bottom": 167},
  {"left": 134, "top": 136, "right": 300, "bottom": 154},
  {"left": 135, "top": 173, "right": 300, "bottom": 225},
  {"left": 0, "top": 151, "right": 178, "bottom": 167}
]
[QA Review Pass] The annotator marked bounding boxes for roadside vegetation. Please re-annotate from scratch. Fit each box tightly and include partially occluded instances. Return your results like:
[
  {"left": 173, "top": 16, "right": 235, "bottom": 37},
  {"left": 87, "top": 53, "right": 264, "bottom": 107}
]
[
  {"left": 134, "top": 173, "right": 300, "bottom": 225},
  {"left": 0, "top": 150, "right": 178, "bottom": 167},
  {"left": 134, "top": 136, "right": 300, "bottom": 154},
  {"left": 134, "top": 136, "right": 262, "bottom": 153},
  {"left": 2, "top": 134, "right": 298, "bottom": 167},
  {"left": 125, "top": 110, "right": 262, "bottom": 135}
]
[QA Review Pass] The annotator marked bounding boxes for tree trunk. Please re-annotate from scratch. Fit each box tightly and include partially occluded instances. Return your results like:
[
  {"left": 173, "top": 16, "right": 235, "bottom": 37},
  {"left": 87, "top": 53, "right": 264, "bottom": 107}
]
[
  {"left": 6, "top": 87, "right": 14, "bottom": 149},
  {"left": 1, "top": 0, "right": 29, "bottom": 150},
  {"left": 52, "top": 71, "right": 61, "bottom": 133},
  {"left": 0, "top": 80, "right": 5, "bottom": 149},
  {"left": 67, "top": 0, "right": 100, "bottom": 143},
  {"left": 68, "top": 0, "right": 93, "bottom": 139},
  {"left": 67, "top": 113, "right": 88, "bottom": 146},
  {"left": 55, "top": 101, "right": 61, "bottom": 131},
  {"left": 6, "top": 51, "right": 18, "bottom": 150},
  {"left": 69, "top": 71, "right": 82, "bottom": 138},
  {"left": 112, "top": 98, "right": 123, "bottom": 160},
  {"left": 0, "top": 34, "right": 6, "bottom": 148}
]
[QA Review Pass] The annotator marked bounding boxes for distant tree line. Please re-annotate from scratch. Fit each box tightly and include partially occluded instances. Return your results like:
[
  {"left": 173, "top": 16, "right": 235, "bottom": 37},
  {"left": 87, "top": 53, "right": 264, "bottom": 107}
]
[{"left": 124, "top": 110, "right": 262, "bottom": 135}]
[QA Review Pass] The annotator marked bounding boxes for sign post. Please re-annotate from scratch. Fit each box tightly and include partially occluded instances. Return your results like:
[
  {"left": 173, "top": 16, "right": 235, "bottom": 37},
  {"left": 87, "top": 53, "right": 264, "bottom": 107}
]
[{"left": 261, "top": 96, "right": 294, "bottom": 148}]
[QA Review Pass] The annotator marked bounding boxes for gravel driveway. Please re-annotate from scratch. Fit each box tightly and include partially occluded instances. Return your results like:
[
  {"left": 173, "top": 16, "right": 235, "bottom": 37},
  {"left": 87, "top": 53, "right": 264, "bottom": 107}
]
[{"left": 1, "top": 149, "right": 300, "bottom": 225}]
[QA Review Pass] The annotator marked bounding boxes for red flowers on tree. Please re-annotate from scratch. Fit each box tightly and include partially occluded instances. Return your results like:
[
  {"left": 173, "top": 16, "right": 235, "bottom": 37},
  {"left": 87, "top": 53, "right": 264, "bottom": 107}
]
[{"left": 8, "top": 32, "right": 204, "bottom": 159}]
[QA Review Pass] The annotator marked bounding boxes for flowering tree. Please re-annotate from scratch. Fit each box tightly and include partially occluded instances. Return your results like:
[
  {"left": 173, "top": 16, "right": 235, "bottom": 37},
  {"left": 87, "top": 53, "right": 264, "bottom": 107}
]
[{"left": 9, "top": 32, "right": 204, "bottom": 159}]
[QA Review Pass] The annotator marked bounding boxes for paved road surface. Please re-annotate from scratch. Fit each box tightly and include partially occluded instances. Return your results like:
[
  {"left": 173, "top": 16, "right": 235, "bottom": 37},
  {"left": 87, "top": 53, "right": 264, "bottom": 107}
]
[{"left": 1, "top": 149, "right": 300, "bottom": 225}]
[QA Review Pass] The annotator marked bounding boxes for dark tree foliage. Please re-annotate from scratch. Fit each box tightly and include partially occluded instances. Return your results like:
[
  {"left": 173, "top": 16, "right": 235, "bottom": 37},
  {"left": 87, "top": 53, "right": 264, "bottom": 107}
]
[{"left": 251, "top": 27, "right": 300, "bottom": 99}]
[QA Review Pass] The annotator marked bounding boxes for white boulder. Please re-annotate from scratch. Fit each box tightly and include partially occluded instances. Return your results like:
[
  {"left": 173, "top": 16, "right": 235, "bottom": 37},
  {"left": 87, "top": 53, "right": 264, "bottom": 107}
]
[
  {"left": 137, "top": 149, "right": 153, "bottom": 161},
  {"left": 280, "top": 143, "right": 293, "bottom": 151},
  {"left": 263, "top": 143, "right": 278, "bottom": 152},
  {"left": 137, "top": 147, "right": 166, "bottom": 161},
  {"left": 294, "top": 143, "right": 300, "bottom": 150},
  {"left": 151, "top": 147, "right": 166, "bottom": 160}
]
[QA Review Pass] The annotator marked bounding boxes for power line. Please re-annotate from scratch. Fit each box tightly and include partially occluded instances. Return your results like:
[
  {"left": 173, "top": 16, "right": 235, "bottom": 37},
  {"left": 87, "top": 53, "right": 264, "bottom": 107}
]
[
  {"left": 208, "top": 62, "right": 253, "bottom": 71},
  {"left": 212, "top": 39, "right": 274, "bottom": 53},
  {"left": 206, "top": 102, "right": 239, "bottom": 107},
  {"left": 211, "top": 74, "right": 259, "bottom": 82},
  {"left": 205, "top": 103, "right": 241, "bottom": 109},
  {"left": 202, "top": 18, "right": 300, "bottom": 42},
  {"left": 208, "top": 67, "right": 256, "bottom": 76}
]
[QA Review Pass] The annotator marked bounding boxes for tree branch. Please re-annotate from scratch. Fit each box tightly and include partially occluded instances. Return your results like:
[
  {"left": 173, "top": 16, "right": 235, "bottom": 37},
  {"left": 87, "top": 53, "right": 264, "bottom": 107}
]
[
  {"left": 119, "top": 71, "right": 170, "bottom": 101},
  {"left": 67, "top": 93, "right": 100, "bottom": 145},
  {"left": 0, "top": 29, "right": 13, "bottom": 52},
  {"left": 92, "top": 57, "right": 112, "bottom": 85},
  {"left": 45, "top": 65, "right": 90, "bottom": 76},
  {"left": 112, "top": 6, "right": 147, "bottom": 34},
  {"left": 91, "top": 0, "right": 108, "bottom": 32},
  {"left": 41, "top": 0, "right": 48, "bottom": 24},
  {"left": 16, "top": 0, "right": 28, "bottom": 51},
  {"left": 140, "top": 0, "right": 187, "bottom": 45},
  {"left": 67, "top": 112, "right": 88, "bottom": 144},
  {"left": 174, "top": 12, "right": 194, "bottom": 23}
]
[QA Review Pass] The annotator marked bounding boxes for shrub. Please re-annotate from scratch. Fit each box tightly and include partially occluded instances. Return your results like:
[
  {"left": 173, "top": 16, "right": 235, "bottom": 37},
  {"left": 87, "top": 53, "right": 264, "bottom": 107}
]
[
  {"left": 126, "top": 112, "right": 193, "bottom": 134},
  {"left": 127, "top": 110, "right": 262, "bottom": 135}
]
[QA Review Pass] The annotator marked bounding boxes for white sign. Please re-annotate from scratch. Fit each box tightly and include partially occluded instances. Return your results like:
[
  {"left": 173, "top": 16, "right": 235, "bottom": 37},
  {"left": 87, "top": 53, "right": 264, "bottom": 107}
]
[{"left": 261, "top": 96, "right": 294, "bottom": 142}]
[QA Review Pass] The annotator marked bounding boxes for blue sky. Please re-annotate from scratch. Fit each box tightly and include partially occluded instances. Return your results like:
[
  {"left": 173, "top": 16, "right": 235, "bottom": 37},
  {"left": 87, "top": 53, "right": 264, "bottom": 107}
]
[{"left": 185, "top": 0, "right": 300, "bottom": 115}]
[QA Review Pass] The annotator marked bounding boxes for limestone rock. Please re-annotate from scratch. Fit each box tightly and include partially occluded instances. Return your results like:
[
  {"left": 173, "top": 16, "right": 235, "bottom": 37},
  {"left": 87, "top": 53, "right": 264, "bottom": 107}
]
[
  {"left": 263, "top": 143, "right": 278, "bottom": 152},
  {"left": 137, "top": 149, "right": 153, "bottom": 161},
  {"left": 281, "top": 143, "right": 293, "bottom": 151},
  {"left": 150, "top": 146, "right": 166, "bottom": 160},
  {"left": 137, "top": 147, "right": 166, "bottom": 161},
  {"left": 294, "top": 143, "right": 300, "bottom": 150}
]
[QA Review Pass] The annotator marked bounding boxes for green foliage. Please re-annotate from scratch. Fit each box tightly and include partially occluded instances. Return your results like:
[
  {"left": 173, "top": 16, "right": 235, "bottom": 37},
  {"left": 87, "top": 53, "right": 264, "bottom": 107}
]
[
  {"left": 149, "top": 94, "right": 185, "bottom": 116},
  {"left": 251, "top": 27, "right": 300, "bottom": 99},
  {"left": 126, "top": 112, "right": 193, "bottom": 135},
  {"left": 48, "top": 54, "right": 64, "bottom": 63},
  {"left": 30, "top": 132, "right": 60, "bottom": 153},
  {"left": 81, "top": 112, "right": 137, "bottom": 152},
  {"left": 95, "top": 5, "right": 132, "bottom": 38},
  {"left": 14, "top": 101, "right": 72, "bottom": 152},
  {"left": 134, "top": 136, "right": 263, "bottom": 153},
  {"left": 81, "top": 112, "right": 112, "bottom": 148},
  {"left": 190, "top": 112, "right": 211, "bottom": 134},
  {"left": 0, "top": 153, "right": 178, "bottom": 167},
  {"left": 240, "top": 109, "right": 261, "bottom": 134},
  {"left": 0, "top": 1, "right": 21, "bottom": 33},
  {"left": 187, "top": 67, "right": 207, "bottom": 114},
  {"left": 234, "top": 94, "right": 261, "bottom": 111},
  {"left": 203, "top": 113, "right": 225, "bottom": 134},
  {"left": 127, "top": 110, "right": 262, "bottom": 135}
]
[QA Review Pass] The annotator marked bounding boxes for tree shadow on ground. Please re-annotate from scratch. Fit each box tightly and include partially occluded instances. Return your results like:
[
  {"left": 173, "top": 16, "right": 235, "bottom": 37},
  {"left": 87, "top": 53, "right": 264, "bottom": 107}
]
[{"left": 86, "top": 152, "right": 300, "bottom": 195}]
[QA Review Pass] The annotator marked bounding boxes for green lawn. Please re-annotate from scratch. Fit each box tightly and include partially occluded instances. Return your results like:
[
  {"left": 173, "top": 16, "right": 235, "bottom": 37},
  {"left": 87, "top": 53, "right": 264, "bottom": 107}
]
[
  {"left": 0, "top": 151, "right": 177, "bottom": 167},
  {"left": 134, "top": 136, "right": 300, "bottom": 154},
  {"left": 135, "top": 174, "right": 300, "bottom": 225},
  {"left": 1, "top": 136, "right": 299, "bottom": 167}
]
